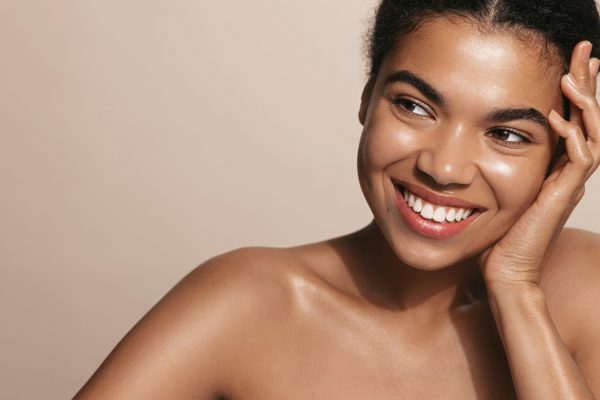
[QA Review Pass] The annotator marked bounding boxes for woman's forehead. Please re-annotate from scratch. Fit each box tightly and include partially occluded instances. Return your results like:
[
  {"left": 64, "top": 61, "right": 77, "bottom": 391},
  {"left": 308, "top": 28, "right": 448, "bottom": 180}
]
[{"left": 378, "top": 18, "right": 564, "bottom": 113}]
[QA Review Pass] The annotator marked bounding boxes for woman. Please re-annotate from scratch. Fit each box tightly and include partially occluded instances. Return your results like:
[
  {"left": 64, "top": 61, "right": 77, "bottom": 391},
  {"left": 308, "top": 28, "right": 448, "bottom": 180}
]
[{"left": 75, "top": 0, "right": 600, "bottom": 398}]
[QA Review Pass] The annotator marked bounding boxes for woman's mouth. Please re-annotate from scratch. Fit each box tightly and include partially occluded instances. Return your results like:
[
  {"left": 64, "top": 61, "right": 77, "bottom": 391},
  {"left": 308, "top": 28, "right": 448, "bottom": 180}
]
[
  {"left": 393, "top": 182, "right": 484, "bottom": 239},
  {"left": 401, "top": 188, "right": 474, "bottom": 222}
]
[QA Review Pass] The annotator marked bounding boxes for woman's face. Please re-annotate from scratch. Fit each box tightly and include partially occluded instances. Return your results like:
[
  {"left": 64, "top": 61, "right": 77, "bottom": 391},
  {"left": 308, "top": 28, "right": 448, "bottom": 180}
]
[{"left": 357, "top": 18, "right": 564, "bottom": 270}]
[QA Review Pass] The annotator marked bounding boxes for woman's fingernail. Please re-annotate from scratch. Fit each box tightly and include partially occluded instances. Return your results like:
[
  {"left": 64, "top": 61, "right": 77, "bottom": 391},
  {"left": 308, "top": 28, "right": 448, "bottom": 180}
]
[{"left": 576, "top": 41, "right": 593, "bottom": 61}]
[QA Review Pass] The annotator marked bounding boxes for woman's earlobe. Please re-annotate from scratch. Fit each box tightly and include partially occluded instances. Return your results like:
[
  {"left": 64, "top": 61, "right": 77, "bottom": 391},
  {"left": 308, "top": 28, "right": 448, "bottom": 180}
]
[
  {"left": 358, "top": 103, "right": 367, "bottom": 125},
  {"left": 359, "top": 78, "right": 375, "bottom": 125}
]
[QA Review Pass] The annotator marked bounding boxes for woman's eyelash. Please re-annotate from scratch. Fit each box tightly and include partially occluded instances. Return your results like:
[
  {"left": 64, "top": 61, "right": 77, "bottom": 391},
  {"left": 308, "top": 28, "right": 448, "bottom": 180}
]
[
  {"left": 390, "top": 98, "right": 533, "bottom": 149},
  {"left": 391, "top": 97, "right": 431, "bottom": 117},
  {"left": 486, "top": 128, "right": 531, "bottom": 148}
]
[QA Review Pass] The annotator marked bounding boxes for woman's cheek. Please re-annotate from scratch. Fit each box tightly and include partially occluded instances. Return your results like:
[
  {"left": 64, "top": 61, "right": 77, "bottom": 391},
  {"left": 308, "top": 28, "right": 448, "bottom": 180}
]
[
  {"left": 479, "top": 155, "right": 546, "bottom": 219},
  {"left": 357, "top": 120, "right": 421, "bottom": 219},
  {"left": 359, "top": 121, "right": 422, "bottom": 174}
]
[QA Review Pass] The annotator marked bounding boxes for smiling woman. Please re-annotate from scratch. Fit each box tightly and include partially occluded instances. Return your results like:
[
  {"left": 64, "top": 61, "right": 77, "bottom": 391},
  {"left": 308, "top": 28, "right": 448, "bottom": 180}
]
[
  {"left": 358, "top": 16, "right": 569, "bottom": 269},
  {"left": 73, "top": 1, "right": 600, "bottom": 399}
]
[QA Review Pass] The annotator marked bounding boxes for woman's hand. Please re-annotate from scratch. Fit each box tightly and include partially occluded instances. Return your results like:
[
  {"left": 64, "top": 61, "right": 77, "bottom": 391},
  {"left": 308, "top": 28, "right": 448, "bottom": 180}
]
[{"left": 479, "top": 41, "right": 600, "bottom": 292}]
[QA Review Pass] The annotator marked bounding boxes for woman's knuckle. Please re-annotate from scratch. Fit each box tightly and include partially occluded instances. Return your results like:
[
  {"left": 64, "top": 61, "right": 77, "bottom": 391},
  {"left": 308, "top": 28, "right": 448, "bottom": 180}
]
[
  {"left": 581, "top": 150, "right": 594, "bottom": 166},
  {"left": 578, "top": 155, "right": 594, "bottom": 169},
  {"left": 582, "top": 95, "right": 598, "bottom": 109},
  {"left": 567, "top": 126, "right": 583, "bottom": 138}
]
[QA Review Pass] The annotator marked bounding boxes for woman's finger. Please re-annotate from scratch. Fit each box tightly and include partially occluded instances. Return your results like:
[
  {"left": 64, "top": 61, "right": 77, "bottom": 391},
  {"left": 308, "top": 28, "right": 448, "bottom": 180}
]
[
  {"left": 548, "top": 109, "right": 596, "bottom": 184},
  {"left": 561, "top": 68, "right": 600, "bottom": 154},
  {"left": 589, "top": 57, "right": 599, "bottom": 94},
  {"left": 569, "top": 41, "right": 594, "bottom": 89},
  {"left": 565, "top": 41, "right": 594, "bottom": 130}
]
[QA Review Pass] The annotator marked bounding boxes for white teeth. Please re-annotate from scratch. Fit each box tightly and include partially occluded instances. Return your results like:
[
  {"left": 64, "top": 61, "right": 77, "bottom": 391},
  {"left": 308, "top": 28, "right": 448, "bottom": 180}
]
[
  {"left": 433, "top": 207, "right": 446, "bottom": 223},
  {"left": 401, "top": 187, "right": 476, "bottom": 224},
  {"left": 413, "top": 198, "right": 423, "bottom": 212},
  {"left": 420, "top": 204, "right": 434, "bottom": 219},
  {"left": 445, "top": 208, "right": 456, "bottom": 222}
]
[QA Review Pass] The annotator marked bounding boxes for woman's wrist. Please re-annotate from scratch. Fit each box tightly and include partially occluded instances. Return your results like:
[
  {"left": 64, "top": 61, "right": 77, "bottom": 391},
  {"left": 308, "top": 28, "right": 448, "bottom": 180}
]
[
  {"left": 485, "top": 280, "right": 547, "bottom": 322},
  {"left": 484, "top": 275, "right": 596, "bottom": 399}
]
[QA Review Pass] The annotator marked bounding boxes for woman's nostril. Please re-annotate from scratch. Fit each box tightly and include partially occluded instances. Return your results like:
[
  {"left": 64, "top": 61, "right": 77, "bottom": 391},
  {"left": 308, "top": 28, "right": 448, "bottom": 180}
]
[{"left": 415, "top": 150, "right": 476, "bottom": 187}]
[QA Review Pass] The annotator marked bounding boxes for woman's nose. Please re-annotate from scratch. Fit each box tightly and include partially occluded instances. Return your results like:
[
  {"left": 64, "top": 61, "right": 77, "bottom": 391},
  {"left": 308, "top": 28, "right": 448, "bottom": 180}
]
[{"left": 415, "top": 128, "right": 477, "bottom": 186}]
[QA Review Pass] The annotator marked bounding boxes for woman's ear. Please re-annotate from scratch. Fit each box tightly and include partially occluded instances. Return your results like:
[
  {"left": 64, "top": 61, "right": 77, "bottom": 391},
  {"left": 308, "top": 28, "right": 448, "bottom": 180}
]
[{"left": 359, "top": 78, "right": 375, "bottom": 126}]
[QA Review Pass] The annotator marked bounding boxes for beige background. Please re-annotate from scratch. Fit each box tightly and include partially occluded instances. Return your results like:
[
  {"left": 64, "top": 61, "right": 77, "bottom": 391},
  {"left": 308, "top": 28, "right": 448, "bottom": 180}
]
[{"left": 1, "top": 1, "right": 599, "bottom": 399}]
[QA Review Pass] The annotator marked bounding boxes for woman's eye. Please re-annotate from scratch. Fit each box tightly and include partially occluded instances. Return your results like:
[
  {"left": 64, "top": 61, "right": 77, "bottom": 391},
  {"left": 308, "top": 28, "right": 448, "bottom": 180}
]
[
  {"left": 487, "top": 128, "right": 530, "bottom": 148},
  {"left": 392, "top": 98, "right": 431, "bottom": 117}
]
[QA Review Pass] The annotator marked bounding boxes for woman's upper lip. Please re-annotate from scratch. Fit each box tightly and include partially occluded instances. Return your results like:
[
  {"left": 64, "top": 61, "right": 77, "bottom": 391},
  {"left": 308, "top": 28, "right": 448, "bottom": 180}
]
[{"left": 394, "top": 180, "right": 487, "bottom": 210}]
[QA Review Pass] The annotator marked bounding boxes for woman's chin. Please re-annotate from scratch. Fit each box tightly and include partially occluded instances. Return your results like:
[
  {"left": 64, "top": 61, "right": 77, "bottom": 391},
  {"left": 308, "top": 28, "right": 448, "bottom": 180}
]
[
  {"left": 368, "top": 216, "right": 491, "bottom": 271},
  {"left": 389, "top": 239, "right": 481, "bottom": 271},
  {"left": 398, "top": 251, "right": 463, "bottom": 271}
]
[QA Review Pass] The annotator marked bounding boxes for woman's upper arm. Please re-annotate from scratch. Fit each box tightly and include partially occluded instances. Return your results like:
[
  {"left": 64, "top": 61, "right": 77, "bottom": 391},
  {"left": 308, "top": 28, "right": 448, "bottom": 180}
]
[
  {"left": 545, "top": 230, "right": 600, "bottom": 396},
  {"left": 571, "top": 257, "right": 600, "bottom": 397},
  {"left": 73, "top": 248, "right": 285, "bottom": 400}
]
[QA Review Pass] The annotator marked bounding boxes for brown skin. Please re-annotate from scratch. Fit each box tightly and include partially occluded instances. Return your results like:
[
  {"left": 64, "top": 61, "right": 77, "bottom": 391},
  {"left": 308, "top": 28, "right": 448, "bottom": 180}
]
[{"left": 74, "top": 19, "right": 600, "bottom": 399}]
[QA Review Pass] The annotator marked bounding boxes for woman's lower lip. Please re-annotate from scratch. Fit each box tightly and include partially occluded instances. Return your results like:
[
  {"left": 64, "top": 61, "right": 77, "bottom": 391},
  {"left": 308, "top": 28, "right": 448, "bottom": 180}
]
[{"left": 394, "top": 186, "right": 478, "bottom": 240}]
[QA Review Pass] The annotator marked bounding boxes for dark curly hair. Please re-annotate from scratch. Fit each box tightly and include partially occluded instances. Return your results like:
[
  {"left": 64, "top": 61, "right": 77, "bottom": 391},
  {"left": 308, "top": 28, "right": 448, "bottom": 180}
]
[{"left": 366, "top": 0, "right": 600, "bottom": 82}]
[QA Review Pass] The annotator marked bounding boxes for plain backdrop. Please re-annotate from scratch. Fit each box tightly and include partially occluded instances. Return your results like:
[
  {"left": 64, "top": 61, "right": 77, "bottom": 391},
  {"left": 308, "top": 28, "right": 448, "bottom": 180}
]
[{"left": 1, "top": 1, "right": 599, "bottom": 399}]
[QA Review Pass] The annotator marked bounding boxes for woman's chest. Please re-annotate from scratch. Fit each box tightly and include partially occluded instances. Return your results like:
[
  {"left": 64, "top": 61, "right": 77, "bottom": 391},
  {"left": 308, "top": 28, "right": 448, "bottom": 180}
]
[{"left": 225, "top": 306, "right": 517, "bottom": 400}]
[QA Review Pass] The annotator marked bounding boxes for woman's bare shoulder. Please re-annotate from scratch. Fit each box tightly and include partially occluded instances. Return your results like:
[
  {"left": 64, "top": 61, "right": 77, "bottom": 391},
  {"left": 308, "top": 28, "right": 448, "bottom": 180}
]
[
  {"left": 542, "top": 228, "right": 600, "bottom": 352},
  {"left": 543, "top": 227, "right": 600, "bottom": 286},
  {"left": 74, "top": 245, "right": 333, "bottom": 399},
  {"left": 195, "top": 243, "right": 345, "bottom": 299}
]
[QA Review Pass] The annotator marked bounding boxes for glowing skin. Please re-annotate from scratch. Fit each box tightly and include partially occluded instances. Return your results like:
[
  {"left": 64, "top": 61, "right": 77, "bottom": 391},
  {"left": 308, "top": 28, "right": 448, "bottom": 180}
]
[
  {"left": 357, "top": 18, "right": 562, "bottom": 270},
  {"left": 74, "top": 16, "right": 600, "bottom": 400}
]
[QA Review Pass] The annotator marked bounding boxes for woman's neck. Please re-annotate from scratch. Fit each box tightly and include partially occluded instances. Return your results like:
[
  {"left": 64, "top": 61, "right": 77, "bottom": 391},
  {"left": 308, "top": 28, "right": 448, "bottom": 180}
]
[{"left": 340, "top": 220, "right": 486, "bottom": 315}]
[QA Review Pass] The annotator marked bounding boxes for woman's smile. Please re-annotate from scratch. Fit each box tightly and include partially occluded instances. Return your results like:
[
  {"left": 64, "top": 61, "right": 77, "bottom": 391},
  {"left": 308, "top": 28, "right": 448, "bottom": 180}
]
[
  {"left": 357, "top": 17, "right": 563, "bottom": 269},
  {"left": 393, "top": 180, "right": 485, "bottom": 239}
]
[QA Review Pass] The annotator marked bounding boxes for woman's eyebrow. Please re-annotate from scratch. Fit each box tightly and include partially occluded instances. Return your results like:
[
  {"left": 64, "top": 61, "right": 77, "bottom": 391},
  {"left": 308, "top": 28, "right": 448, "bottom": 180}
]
[
  {"left": 487, "top": 107, "right": 549, "bottom": 131},
  {"left": 383, "top": 70, "right": 446, "bottom": 106},
  {"left": 383, "top": 71, "right": 550, "bottom": 132}
]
